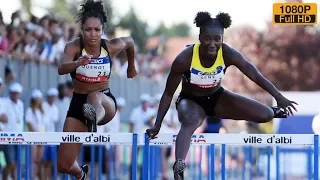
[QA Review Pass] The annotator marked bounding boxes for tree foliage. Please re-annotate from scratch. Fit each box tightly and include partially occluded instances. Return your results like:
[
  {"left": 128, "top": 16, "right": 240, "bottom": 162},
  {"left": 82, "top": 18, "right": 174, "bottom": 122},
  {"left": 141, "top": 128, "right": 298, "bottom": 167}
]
[
  {"left": 117, "top": 7, "right": 149, "bottom": 52},
  {"left": 153, "top": 22, "right": 190, "bottom": 37},
  {"left": 224, "top": 24, "right": 320, "bottom": 93}
]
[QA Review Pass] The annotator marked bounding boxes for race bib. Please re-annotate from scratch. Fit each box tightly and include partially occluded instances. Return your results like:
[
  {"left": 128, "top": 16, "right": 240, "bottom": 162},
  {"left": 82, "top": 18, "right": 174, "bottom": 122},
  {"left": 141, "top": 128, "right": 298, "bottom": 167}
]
[{"left": 75, "top": 57, "right": 111, "bottom": 83}]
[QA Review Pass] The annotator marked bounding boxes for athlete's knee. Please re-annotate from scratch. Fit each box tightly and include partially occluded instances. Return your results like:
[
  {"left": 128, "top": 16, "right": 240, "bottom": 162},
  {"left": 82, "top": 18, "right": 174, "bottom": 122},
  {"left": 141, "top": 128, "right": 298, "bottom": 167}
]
[
  {"left": 257, "top": 107, "right": 274, "bottom": 123},
  {"left": 57, "top": 161, "right": 72, "bottom": 174},
  {"left": 97, "top": 118, "right": 111, "bottom": 125},
  {"left": 57, "top": 157, "right": 73, "bottom": 174},
  {"left": 179, "top": 112, "right": 203, "bottom": 127}
]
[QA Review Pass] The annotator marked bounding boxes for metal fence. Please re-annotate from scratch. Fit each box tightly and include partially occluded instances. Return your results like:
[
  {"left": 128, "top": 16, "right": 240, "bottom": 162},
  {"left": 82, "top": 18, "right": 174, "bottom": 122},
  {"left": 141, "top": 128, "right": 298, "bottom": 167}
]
[{"left": 0, "top": 58, "right": 163, "bottom": 122}]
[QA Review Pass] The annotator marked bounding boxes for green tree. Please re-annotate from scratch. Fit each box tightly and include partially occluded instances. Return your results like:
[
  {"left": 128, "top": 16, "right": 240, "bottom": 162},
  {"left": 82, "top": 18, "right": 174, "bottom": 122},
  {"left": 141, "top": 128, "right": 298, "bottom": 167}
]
[
  {"left": 21, "top": 0, "right": 32, "bottom": 15},
  {"left": 153, "top": 22, "right": 190, "bottom": 37},
  {"left": 171, "top": 23, "right": 190, "bottom": 37},
  {"left": 225, "top": 24, "right": 320, "bottom": 93},
  {"left": 48, "top": 0, "right": 74, "bottom": 22},
  {"left": 153, "top": 22, "right": 169, "bottom": 36},
  {"left": 51, "top": 0, "right": 113, "bottom": 24},
  {"left": 102, "top": 0, "right": 114, "bottom": 27},
  {"left": 117, "top": 7, "right": 149, "bottom": 52}
]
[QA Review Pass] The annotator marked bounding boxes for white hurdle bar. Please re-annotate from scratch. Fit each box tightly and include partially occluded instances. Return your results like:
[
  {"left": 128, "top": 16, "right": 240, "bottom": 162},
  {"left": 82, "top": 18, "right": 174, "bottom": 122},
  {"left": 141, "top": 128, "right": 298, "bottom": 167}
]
[{"left": 0, "top": 132, "right": 319, "bottom": 180}]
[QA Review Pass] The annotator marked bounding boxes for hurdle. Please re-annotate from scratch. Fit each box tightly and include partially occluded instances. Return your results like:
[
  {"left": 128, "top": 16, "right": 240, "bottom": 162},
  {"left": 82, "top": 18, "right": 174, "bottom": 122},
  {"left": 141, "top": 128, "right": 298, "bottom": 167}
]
[
  {"left": 0, "top": 132, "right": 138, "bottom": 180},
  {"left": 0, "top": 132, "right": 319, "bottom": 180},
  {"left": 143, "top": 133, "right": 320, "bottom": 180}
]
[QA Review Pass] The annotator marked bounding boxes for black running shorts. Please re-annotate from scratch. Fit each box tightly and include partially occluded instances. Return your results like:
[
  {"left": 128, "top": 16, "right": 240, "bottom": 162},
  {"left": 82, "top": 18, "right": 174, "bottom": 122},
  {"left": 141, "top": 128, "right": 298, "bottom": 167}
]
[
  {"left": 175, "top": 87, "right": 225, "bottom": 117},
  {"left": 66, "top": 89, "right": 117, "bottom": 125}
]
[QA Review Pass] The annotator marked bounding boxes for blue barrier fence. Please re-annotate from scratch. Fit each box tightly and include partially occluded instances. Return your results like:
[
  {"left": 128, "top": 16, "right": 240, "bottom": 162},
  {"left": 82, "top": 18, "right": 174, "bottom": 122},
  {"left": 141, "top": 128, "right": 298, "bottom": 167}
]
[{"left": 0, "top": 132, "right": 319, "bottom": 180}]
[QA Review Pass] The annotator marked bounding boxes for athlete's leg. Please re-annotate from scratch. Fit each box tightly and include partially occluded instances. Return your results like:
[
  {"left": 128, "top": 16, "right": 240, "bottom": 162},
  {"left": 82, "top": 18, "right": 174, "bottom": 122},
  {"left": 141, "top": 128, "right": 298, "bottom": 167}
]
[
  {"left": 174, "top": 99, "right": 206, "bottom": 179},
  {"left": 83, "top": 91, "right": 116, "bottom": 131},
  {"left": 98, "top": 93, "right": 116, "bottom": 125},
  {"left": 214, "top": 90, "right": 274, "bottom": 122},
  {"left": 57, "top": 118, "right": 87, "bottom": 179}
]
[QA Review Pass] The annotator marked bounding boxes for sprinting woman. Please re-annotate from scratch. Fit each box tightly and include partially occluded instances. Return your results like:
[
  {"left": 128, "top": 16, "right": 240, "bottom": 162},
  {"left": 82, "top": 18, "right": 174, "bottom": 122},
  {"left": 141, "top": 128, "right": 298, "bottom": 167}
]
[
  {"left": 57, "top": 0, "right": 137, "bottom": 179},
  {"left": 146, "top": 11, "right": 297, "bottom": 180}
]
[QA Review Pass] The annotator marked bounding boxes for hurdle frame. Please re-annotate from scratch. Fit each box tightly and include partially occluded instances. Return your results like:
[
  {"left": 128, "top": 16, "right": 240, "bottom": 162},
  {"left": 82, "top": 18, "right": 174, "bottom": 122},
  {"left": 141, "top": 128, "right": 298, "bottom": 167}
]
[{"left": 0, "top": 132, "right": 319, "bottom": 180}]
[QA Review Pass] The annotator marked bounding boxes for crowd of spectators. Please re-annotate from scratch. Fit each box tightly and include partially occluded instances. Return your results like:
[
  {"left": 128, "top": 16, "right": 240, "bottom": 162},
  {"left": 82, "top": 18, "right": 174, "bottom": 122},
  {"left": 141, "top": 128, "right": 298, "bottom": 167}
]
[{"left": 0, "top": 10, "right": 170, "bottom": 81}]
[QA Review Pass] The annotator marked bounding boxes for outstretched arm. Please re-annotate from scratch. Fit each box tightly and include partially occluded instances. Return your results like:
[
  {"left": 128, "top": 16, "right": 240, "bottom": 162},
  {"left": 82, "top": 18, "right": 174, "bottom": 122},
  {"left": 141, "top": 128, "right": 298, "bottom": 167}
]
[
  {"left": 153, "top": 53, "right": 188, "bottom": 128},
  {"left": 224, "top": 44, "right": 282, "bottom": 99},
  {"left": 224, "top": 44, "right": 297, "bottom": 115}
]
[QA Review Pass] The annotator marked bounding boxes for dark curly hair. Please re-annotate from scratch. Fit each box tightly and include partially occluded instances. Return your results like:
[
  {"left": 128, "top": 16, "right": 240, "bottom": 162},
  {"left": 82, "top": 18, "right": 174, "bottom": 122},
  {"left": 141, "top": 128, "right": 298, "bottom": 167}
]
[
  {"left": 194, "top": 11, "right": 232, "bottom": 33},
  {"left": 76, "top": 0, "right": 108, "bottom": 27}
]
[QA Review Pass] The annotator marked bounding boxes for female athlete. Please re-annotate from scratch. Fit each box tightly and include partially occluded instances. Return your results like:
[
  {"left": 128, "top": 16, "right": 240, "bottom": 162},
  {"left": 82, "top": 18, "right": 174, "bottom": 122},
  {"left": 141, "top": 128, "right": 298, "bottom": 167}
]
[
  {"left": 146, "top": 11, "right": 297, "bottom": 179},
  {"left": 57, "top": 0, "right": 137, "bottom": 179}
]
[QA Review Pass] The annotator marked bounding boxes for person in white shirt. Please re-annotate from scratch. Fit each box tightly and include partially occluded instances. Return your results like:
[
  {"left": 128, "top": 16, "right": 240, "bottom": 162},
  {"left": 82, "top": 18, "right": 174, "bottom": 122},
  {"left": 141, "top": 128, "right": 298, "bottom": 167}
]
[
  {"left": 25, "top": 89, "right": 46, "bottom": 180},
  {"left": 129, "top": 94, "right": 153, "bottom": 180},
  {"left": 55, "top": 82, "right": 73, "bottom": 132},
  {"left": 0, "top": 77, "right": 8, "bottom": 130},
  {"left": 313, "top": 109, "right": 320, "bottom": 134},
  {"left": 0, "top": 82, "right": 24, "bottom": 180},
  {"left": 104, "top": 97, "right": 126, "bottom": 178},
  {"left": 106, "top": 97, "right": 126, "bottom": 133},
  {"left": 129, "top": 94, "right": 153, "bottom": 134},
  {"left": 42, "top": 88, "right": 59, "bottom": 179},
  {"left": 43, "top": 88, "right": 59, "bottom": 132},
  {"left": 147, "top": 93, "right": 179, "bottom": 180}
]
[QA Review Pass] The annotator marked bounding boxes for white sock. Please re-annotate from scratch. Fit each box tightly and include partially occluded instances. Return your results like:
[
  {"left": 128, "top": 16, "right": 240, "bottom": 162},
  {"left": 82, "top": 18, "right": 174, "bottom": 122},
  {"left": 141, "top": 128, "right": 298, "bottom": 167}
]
[{"left": 77, "top": 170, "right": 84, "bottom": 180}]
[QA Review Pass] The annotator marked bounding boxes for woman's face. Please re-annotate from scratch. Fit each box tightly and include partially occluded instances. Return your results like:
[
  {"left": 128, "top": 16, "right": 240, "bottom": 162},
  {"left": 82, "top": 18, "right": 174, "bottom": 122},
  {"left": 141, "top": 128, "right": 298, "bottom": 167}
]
[
  {"left": 82, "top": 17, "right": 103, "bottom": 46},
  {"left": 34, "top": 98, "right": 42, "bottom": 107}
]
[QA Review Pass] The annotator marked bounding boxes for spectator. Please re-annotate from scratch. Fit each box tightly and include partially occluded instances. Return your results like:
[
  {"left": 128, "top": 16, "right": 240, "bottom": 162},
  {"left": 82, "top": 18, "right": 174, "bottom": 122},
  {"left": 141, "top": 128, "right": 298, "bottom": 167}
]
[
  {"left": 106, "top": 97, "right": 126, "bottom": 133},
  {"left": 312, "top": 110, "right": 320, "bottom": 134},
  {"left": 0, "top": 77, "right": 7, "bottom": 130},
  {"left": 129, "top": 94, "right": 152, "bottom": 180},
  {"left": 0, "top": 82, "right": 24, "bottom": 180},
  {"left": 55, "top": 81, "right": 73, "bottom": 132},
  {"left": 129, "top": 94, "right": 152, "bottom": 134},
  {"left": 4, "top": 65, "right": 14, "bottom": 86},
  {"left": 0, "top": 11, "right": 4, "bottom": 25},
  {"left": 6, "top": 26, "right": 20, "bottom": 54},
  {"left": 48, "top": 18, "right": 59, "bottom": 36},
  {"left": 0, "top": 24, "right": 8, "bottom": 57},
  {"left": 43, "top": 88, "right": 59, "bottom": 132},
  {"left": 39, "top": 16, "right": 50, "bottom": 31},
  {"left": 42, "top": 88, "right": 59, "bottom": 179},
  {"left": 105, "top": 97, "right": 126, "bottom": 177},
  {"left": 147, "top": 93, "right": 179, "bottom": 180},
  {"left": 25, "top": 89, "right": 46, "bottom": 180}
]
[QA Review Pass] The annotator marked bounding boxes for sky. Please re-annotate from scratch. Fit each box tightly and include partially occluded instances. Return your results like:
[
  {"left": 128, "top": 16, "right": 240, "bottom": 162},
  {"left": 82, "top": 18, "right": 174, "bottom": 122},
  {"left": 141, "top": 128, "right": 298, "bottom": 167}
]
[{"left": 0, "top": 0, "right": 319, "bottom": 36}]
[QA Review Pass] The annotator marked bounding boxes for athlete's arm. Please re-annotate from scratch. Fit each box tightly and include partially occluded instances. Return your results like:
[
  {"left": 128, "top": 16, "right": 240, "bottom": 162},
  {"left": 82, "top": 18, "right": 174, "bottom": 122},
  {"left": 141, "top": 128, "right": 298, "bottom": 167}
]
[
  {"left": 224, "top": 43, "right": 282, "bottom": 99},
  {"left": 57, "top": 41, "right": 79, "bottom": 75},
  {"left": 106, "top": 37, "right": 135, "bottom": 67},
  {"left": 154, "top": 52, "right": 189, "bottom": 128}
]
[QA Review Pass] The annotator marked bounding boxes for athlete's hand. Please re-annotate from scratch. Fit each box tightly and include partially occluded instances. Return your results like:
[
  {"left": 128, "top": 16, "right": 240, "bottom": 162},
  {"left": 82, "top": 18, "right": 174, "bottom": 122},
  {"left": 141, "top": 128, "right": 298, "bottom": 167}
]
[
  {"left": 276, "top": 95, "right": 298, "bottom": 116},
  {"left": 146, "top": 125, "right": 161, "bottom": 139},
  {"left": 127, "top": 66, "right": 137, "bottom": 78},
  {"left": 76, "top": 55, "right": 94, "bottom": 66}
]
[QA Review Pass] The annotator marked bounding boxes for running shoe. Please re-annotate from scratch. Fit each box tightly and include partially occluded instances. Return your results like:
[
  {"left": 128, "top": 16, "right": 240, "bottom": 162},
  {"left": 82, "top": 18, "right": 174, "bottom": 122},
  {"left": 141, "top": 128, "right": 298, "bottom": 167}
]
[
  {"left": 173, "top": 159, "right": 186, "bottom": 180},
  {"left": 78, "top": 164, "right": 89, "bottom": 180},
  {"left": 271, "top": 106, "right": 289, "bottom": 118},
  {"left": 83, "top": 103, "right": 97, "bottom": 132}
]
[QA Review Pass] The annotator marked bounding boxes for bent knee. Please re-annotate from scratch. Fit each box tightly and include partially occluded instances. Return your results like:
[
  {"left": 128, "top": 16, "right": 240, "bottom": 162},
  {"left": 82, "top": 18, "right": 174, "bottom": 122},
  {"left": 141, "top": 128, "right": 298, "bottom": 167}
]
[
  {"left": 57, "top": 160, "right": 72, "bottom": 174},
  {"left": 57, "top": 154, "right": 74, "bottom": 174},
  {"left": 257, "top": 108, "right": 274, "bottom": 123}
]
